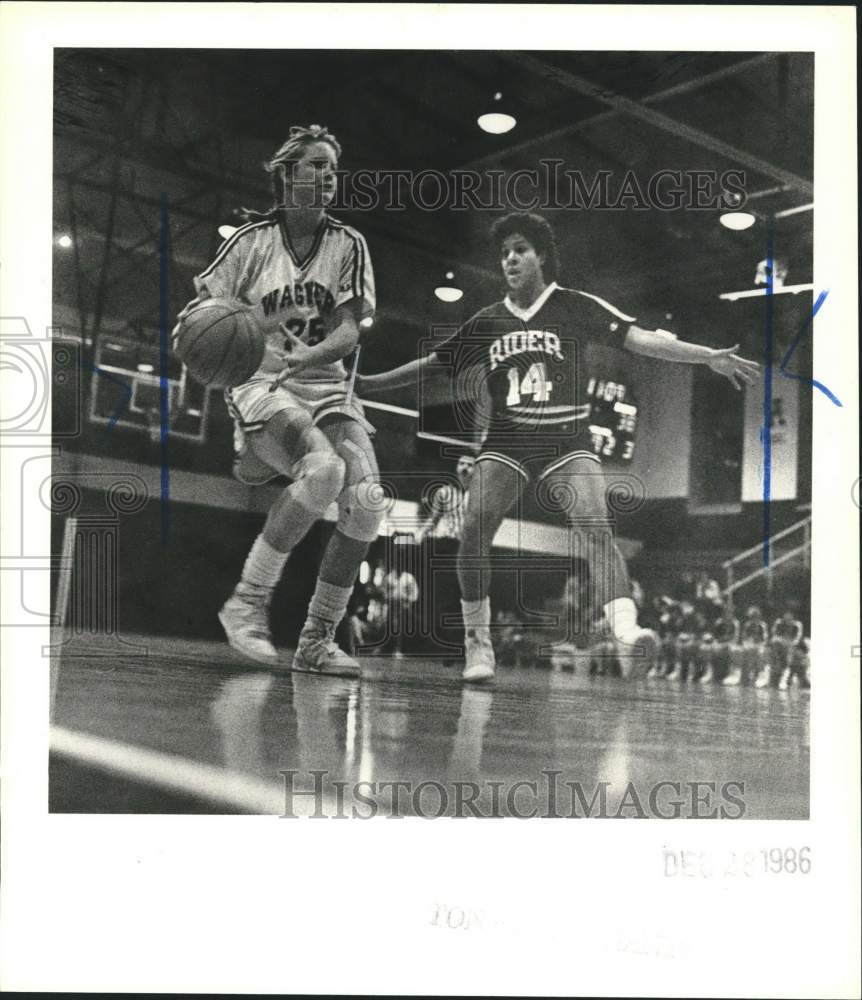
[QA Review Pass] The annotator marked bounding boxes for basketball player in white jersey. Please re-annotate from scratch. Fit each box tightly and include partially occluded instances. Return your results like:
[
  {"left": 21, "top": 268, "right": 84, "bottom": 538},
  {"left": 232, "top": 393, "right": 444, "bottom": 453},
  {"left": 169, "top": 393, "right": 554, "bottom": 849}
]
[{"left": 174, "top": 125, "right": 381, "bottom": 676}]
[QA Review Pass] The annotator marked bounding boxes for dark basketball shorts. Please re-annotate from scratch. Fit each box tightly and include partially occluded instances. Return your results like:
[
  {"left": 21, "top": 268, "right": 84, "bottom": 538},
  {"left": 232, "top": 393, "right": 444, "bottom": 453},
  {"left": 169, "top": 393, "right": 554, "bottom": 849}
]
[{"left": 476, "top": 420, "right": 599, "bottom": 483}]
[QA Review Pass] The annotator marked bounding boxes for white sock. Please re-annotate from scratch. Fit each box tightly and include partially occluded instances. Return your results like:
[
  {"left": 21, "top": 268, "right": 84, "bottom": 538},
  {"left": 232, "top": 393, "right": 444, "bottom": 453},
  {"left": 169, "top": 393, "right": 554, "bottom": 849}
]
[
  {"left": 461, "top": 597, "right": 490, "bottom": 631},
  {"left": 241, "top": 534, "right": 289, "bottom": 590},
  {"left": 307, "top": 579, "right": 352, "bottom": 627},
  {"left": 604, "top": 596, "right": 639, "bottom": 643}
]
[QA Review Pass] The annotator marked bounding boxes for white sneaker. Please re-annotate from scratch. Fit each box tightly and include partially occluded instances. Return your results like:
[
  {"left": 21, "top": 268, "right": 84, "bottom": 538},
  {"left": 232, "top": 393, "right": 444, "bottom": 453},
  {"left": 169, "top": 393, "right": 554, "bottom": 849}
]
[
  {"left": 778, "top": 668, "right": 790, "bottom": 691},
  {"left": 699, "top": 664, "right": 714, "bottom": 685},
  {"left": 462, "top": 628, "right": 496, "bottom": 683},
  {"left": 665, "top": 663, "right": 682, "bottom": 681},
  {"left": 754, "top": 667, "right": 771, "bottom": 689},
  {"left": 219, "top": 583, "right": 279, "bottom": 664},
  {"left": 616, "top": 628, "right": 660, "bottom": 679},
  {"left": 293, "top": 619, "right": 361, "bottom": 678},
  {"left": 722, "top": 667, "right": 742, "bottom": 687}
]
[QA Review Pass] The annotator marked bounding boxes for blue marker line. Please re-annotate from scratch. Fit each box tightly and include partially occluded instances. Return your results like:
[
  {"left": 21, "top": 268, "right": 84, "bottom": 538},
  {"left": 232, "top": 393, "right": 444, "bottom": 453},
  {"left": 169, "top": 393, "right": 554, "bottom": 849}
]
[
  {"left": 761, "top": 231, "right": 774, "bottom": 567},
  {"left": 86, "top": 363, "right": 132, "bottom": 430},
  {"left": 761, "top": 263, "right": 840, "bottom": 566},
  {"left": 159, "top": 192, "right": 171, "bottom": 545},
  {"left": 779, "top": 290, "right": 842, "bottom": 407}
]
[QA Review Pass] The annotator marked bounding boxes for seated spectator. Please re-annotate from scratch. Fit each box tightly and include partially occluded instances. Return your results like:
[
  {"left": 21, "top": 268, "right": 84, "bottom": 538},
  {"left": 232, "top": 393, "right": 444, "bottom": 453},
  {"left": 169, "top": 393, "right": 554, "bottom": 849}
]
[
  {"left": 771, "top": 607, "right": 807, "bottom": 690},
  {"left": 546, "top": 572, "right": 619, "bottom": 676},
  {"left": 699, "top": 601, "right": 742, "bottom": 685},
  {"left": 383, "top": 567, "right": 420, "bottom": 659},
  {"left": 739, "top": 605, "right": 771, "bottom": 688},
  {"left": 664, "top": 600, "right": 705, "bottom": 682},
  {"left": 494, "top": 609, "right": 528, "bottom": 668}
]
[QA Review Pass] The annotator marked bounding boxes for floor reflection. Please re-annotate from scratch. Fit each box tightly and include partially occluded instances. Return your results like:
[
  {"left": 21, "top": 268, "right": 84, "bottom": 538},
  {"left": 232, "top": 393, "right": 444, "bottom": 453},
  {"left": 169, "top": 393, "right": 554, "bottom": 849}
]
[{"left": 51, "top": 635, "right": 810, "bottom": 818}]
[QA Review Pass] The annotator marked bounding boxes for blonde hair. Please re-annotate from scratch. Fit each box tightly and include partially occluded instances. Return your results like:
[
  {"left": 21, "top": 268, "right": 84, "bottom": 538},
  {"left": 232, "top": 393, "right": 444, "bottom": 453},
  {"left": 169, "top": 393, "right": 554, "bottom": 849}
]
[{"left": 264, "top": 124, "right": 341, "bottom": 207}]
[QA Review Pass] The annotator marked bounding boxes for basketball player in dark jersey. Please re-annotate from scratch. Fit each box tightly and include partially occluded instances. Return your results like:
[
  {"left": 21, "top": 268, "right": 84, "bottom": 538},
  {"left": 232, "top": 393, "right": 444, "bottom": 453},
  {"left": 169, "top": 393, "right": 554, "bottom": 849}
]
[
  {"left": 771, "top": 608, "right": 806, "bottom": 690},
  {"left": 664, "top": 600, "right": 706, "bottom": 682},
  {"left": 646, "top": 597, "right": 679, "bottom": 679},
  {"left": 698, "top": 602, "right": 741, "bottom": 685},
  {"left": 359, "top": 212, "right": 759, "bottom": 682},
  {"left": 735, "top": 605, "right": 770, "bottom": 687}
]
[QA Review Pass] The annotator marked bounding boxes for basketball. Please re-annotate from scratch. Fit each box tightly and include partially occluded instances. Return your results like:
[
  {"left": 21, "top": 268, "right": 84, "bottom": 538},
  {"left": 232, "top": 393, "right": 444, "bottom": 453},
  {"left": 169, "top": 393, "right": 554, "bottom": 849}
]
[{"left": 174, "top": 298, "right": 265, "bottom": 388}]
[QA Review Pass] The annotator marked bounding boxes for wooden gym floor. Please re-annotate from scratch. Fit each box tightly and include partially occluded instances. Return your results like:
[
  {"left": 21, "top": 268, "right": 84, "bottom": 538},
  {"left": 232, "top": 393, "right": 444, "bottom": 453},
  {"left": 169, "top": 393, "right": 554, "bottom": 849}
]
[{"left": 48, "top": 632, "right": 809, "bottom": 819}]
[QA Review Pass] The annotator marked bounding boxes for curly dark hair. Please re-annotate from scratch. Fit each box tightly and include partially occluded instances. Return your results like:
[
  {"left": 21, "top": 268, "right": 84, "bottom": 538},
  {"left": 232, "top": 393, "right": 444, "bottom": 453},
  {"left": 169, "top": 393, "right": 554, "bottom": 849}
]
[{"left": 490, "top": 212, "right": 560, "bottom": 282}]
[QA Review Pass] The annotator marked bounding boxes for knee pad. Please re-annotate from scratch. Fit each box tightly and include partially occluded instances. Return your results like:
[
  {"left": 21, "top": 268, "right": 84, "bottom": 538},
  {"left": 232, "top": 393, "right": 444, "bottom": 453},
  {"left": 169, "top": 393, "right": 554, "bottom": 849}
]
[
  {"left": 291, "top": 451, "right": 345, "bottom": 510},
  {"left": 337, "top": 481, "right": 384, "bottom": 542}
]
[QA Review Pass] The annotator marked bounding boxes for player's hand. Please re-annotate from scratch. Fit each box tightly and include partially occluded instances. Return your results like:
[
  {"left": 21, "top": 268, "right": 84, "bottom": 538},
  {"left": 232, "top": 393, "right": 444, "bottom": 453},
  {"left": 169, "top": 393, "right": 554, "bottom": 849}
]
[
  {"left": 270, "top": 326, "right": 315, "bottom": 388},
  {"left": 707, "top": 345, "right": 760, "bottom": 390}
]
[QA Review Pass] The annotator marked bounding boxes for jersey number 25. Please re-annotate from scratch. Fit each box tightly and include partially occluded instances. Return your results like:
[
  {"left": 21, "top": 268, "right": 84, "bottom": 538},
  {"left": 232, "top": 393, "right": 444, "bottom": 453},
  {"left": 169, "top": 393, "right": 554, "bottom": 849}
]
[{"left": 282, "top": 316, "right": 326, "bottom": 347}]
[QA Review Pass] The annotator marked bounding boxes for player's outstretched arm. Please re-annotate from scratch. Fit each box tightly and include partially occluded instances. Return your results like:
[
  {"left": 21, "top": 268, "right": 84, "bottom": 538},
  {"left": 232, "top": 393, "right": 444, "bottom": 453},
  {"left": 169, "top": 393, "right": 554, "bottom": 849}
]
[
  {"left": 358, "top": 348, "right": 484, "bottom": 401},
  {"left": 356, "top": 353, "right": 440, "bottom": 396},
  {"left": 623, "top": 326, "right": 760, "bottom": 391}
]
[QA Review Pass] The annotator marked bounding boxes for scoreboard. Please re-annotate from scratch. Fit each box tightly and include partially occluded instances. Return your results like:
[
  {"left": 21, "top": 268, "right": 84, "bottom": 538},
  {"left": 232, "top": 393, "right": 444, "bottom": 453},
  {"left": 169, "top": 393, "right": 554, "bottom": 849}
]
[{"left": 586, "top": 376, "right": 637, "bottom": 462}]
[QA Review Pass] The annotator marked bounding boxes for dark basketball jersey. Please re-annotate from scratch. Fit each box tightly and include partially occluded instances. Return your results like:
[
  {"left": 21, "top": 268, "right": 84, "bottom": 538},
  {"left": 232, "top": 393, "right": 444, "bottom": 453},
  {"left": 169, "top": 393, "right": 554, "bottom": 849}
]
[
  {"left": 772, "top": 617, "right": 803, "bottom": 643},
  {"left": 678, "top": 610, "right": 706, "bottom": 637},
  {"left": 439, "top": 283, "right": 635, "bottom": 433},
  {"left": 712, "top": 615, "right": 740, "bottom": 643},
  {"left": 658, "top": 605, "right": 684, "bottom": 639},
  {"left": 741, "top": 616, "right": 768, "bottom": 643}
]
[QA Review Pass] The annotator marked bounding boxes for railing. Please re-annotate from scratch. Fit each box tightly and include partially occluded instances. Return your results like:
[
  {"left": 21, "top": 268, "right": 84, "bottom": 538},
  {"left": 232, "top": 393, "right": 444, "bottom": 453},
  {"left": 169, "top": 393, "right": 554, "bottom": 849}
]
[{"left": 722, "top": 516, "right": 811, "bottom": 610}]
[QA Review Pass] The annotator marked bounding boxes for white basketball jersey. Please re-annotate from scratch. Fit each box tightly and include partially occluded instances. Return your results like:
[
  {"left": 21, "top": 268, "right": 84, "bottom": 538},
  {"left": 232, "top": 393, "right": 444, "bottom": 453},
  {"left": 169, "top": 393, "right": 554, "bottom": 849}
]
[{"left": 192, "top": 212, "right": 375, "bottom": 382}]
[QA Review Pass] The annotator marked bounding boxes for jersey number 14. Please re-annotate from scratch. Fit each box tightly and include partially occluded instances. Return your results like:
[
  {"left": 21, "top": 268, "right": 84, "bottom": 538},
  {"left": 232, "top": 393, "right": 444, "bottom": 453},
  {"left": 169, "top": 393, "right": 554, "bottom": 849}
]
[{"left": 506, "top": 362, "right": 553, "bottom": 406}]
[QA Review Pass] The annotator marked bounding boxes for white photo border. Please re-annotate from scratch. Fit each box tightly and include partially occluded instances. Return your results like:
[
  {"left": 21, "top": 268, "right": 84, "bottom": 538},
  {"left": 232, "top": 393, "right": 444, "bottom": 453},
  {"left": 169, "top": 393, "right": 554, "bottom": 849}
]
[{"left": 1, "top": 4, "right": 858, "bottom": 996}]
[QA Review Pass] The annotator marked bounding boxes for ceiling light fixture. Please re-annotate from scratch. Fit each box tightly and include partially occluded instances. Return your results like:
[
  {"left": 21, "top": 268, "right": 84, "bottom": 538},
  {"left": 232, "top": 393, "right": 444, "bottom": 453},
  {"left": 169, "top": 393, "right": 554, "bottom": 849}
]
[
  {"left": 435, "top": 270, "right": 463, "bottom": 303},
  {"left": 56, "top": 234, "right": 73, "bottom": 248},
  {"left": 718, "top": 212, "right": 756, "bottom": 231},
  {"left": 478, "top": 92, "right": 516, "bottom": 134},
  {"left": 218, "top": 224, "right": 238, "bottom": 240}
]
